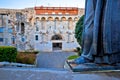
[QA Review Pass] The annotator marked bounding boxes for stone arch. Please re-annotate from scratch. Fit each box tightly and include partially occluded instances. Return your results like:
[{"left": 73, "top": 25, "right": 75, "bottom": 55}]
[
  {"left": 48, "top": 17, "right": 53, "bottom": 21},
  {"left": 74, "top": 17, "right": 78, "bottom": 21},
  {"left": 36, "top": 17, "right": 40, "bottom": 20},
  {"left": 55, "top": 17, "right": 59, "bottom": 21},
  {"left": 61, "top": 17, "right": 66, "bottom": 21},
  {"left": 41, "top": 17, "right": 46, "bottom": 21},
  {"left": 68, "top": 17, "right": 73, "bottom": 21},
  {"left": 51, "top": 34, "right": 62, "bottom": 40}
]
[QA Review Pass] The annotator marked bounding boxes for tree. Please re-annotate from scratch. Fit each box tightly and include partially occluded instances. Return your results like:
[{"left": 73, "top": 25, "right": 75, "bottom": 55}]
[{"left": 75, "top": 15, "right": 84, "bottom": 46}]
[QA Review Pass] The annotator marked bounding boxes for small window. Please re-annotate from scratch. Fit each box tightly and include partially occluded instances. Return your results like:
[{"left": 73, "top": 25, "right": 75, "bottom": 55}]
[
  {"left": 0, "top": 38, "right": 3, "bottom": 42},
  {"left": 35, "top": 35, "right": 38, "bottom": 41},
  {"left": 21, "top": 37, "right": 25, "bottom": 42},
  {"left": 21, "top": 23, "right": 25, "bottom": 34}
]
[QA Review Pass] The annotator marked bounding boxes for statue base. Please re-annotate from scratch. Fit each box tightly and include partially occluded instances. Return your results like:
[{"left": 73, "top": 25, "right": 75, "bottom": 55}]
[{"left": 66, "top": 60, "right": 120, "bottom": 72}]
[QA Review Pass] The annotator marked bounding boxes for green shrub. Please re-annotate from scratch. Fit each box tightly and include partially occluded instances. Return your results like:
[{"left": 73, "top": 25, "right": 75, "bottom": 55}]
[
  {"left": 75, "top": 15, "right": 84, "bottom": 46},
  {"left": 75, "top": 15, "right": 84, "bottom": 56},
  {"left": 0, "top": 46, "right": 17, "bottom": 62}
]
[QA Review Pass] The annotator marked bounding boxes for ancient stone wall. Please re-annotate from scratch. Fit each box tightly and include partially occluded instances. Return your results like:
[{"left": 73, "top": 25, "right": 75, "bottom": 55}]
[{"left": 0, "top": 7, "right": 84, "bottom": 51}]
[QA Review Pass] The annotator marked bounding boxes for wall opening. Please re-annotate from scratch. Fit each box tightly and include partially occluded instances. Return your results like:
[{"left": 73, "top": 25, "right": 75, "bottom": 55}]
[
  {"left": 52, "top": 43, "right": 62, "bottom": 51},
  {"left": 51, "top": 34, "right": 62, "bottom": 51},
  {"left": 21, "top": 23, "right": 25, "bottom": 34}
]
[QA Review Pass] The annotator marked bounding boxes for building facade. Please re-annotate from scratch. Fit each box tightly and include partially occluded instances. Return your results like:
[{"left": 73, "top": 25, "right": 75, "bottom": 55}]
[{"left": 0, "top": 7, "right": 84, "bottom": 52}]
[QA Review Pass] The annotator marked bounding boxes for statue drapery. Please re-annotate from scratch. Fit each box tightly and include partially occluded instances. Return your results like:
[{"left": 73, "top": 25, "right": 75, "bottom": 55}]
[{"left": 76, "top": 0, "right": 120, "bottom": 64}]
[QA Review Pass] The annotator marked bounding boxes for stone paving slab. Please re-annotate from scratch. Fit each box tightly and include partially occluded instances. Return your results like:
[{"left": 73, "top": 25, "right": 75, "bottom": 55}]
[
  {"left": 36, "top": 52, "right": 76, "bottom": 68},
  {"left": 0, "top": 68, "right": 120, "bottom": 80}
]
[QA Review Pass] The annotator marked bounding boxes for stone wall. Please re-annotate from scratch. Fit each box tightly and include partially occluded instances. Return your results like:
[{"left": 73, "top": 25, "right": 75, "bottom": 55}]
[{"left": 0, "top": 7, "right": 84, "bottom": 51}]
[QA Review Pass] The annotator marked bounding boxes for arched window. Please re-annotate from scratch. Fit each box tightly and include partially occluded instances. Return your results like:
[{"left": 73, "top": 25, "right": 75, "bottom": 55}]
[
  {"left": 41, "top": 17, "right": 46, "bottom": 21},
  {"left": 55, "top": 17, "right": 59, "bottom": 21},
  {"left": 74, "top": 17, "right": 78, "bottom": 21},
  {"left": 48, "top": 17, "right": 53, "bottom": 21},
  {"left": 36, "top": 17, "right": 40, "bottom": 21},
  {"left": 68, "top": 17, "right": 72, "bottom": 21}
]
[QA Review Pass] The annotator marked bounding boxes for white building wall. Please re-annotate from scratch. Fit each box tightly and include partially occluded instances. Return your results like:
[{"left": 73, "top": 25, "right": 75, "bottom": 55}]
[{"left": 32, "top": 15, "right": 80, "bottom": 52}]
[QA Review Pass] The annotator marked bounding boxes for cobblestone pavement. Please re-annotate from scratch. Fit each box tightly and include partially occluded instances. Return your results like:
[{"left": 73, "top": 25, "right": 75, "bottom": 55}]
[{"left": 36, "top": 51, "right": 76, "bottom": 69}]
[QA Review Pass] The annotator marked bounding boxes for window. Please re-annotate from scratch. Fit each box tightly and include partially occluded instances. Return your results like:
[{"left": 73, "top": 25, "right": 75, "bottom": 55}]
[
  {"left": 21, "top": 23, "right": 25, "bottom": 34},
  {"left": 21, "top": 37, "right": 25, "bottom": 42},
  {"left": 0, "top": 38, "right": 3, "bottom": 42},
  {"left": 35, "top": 35, "right": 38, "bottom": 41}
]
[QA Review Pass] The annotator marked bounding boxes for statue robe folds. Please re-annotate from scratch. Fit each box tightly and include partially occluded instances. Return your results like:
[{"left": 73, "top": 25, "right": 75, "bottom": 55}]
[{"left": 81, "top": 0, "right": 120, "bottom": 64}]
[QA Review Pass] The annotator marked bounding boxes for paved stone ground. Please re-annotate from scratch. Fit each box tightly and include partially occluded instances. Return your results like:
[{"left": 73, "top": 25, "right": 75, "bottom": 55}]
[
  {"left": 0, "top": 68, "right": 120, "bottom": 80},
  {"left": 0, "top": 51, "right": 120, "bottom": 80},
  {"left": 36, "top": 51, "right": 76, "bottom": 69}
]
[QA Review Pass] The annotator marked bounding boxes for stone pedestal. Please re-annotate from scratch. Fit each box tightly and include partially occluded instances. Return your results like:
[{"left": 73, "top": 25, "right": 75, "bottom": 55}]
[{"left": 66, "top": 60, "right": 120, "bottom": 72}]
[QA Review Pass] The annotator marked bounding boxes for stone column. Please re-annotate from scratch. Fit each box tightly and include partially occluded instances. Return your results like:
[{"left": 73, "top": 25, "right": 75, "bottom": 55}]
[
  {"left": 68, "top": 20, "right": 70, "bottom": 29},
  {"left": 54, "top": 20, "right": 56, "bottom": 30},
  {"left": 67, "top": 20, "right": 70, "bottom": 42}
]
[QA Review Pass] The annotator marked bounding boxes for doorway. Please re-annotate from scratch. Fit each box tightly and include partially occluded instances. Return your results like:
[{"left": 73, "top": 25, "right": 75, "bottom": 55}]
[
  {"left": 51, "top": 34, "right": 62, "bottom": 51},
  {"left": 52, "top": 43, "right": 62, "bottom": 50}
]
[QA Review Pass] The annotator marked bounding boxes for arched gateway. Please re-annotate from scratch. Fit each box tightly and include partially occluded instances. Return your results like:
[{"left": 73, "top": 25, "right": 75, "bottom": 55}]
[{"left": 51, "top": 34, "right": 62, "bottom": 51}]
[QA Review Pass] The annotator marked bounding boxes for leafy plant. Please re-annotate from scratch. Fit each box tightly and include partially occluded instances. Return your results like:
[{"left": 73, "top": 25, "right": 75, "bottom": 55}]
[
  {"left": 75, "top": 15, "right": 84, "bottom": 46},
  {"left": 74, "top": 15, "right": 84, "bottom": 56},
  {"left": 0, "top": 46, "right": 17, "bottom": 62}
]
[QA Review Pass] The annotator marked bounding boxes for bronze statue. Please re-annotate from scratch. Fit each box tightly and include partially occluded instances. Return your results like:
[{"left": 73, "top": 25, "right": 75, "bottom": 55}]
[{"left": 74, "top": 0, "right": 120, "bottom": 64}]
